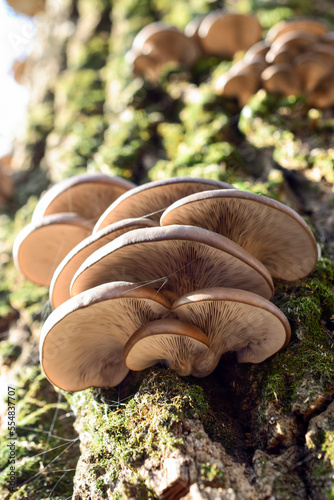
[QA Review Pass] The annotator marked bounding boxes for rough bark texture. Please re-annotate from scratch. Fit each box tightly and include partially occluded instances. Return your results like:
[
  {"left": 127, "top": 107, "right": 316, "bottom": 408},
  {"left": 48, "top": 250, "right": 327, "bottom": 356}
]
[{"left": 0, "top": 0, "right": 333, "bottom": 499}]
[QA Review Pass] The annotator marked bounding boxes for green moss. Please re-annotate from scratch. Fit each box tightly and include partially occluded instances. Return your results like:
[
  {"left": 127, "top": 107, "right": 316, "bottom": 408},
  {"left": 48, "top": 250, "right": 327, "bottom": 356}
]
[
  {"left": 257, "top": 258, "right": 334, "bottom": 413},
  {"left": 70, "top": 368, "right": 208, "bottom": 492},
  {"left": 199, "top": 463, "right": 226, "bottom": 487}
]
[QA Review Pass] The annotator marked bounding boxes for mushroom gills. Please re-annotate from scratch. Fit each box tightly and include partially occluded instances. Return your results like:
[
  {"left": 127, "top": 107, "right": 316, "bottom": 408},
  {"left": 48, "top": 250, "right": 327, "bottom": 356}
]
[{"left": 124, "top": 319, "right": 209, "bottom": 376}]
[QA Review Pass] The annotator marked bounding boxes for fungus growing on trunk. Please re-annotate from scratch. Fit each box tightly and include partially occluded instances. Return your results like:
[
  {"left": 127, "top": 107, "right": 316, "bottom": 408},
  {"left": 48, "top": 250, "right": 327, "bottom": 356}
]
[
  {"left": 71, "top": 225, "right": 274, "bottom": 299},
  {"left": 13, "top": 213, "right": 92, "bottom": 287},
  {"left": 93, "top": 177, "right": 232, "bottom": 231},
  {"left": 32, "top": 173, "right": 135, "bottom": 225},
  {"left": 123, "top": 319, "right": 209, "bottom": 376},
  {"left": 40, "top": 282, "right": 172, "bottom": 391},
  {"left": 50, "top": 218, "right": 158, "bottom": 309},
  {"left": 171, "top": 287, "right": 291, "bottom": 377},
  {"left": 160, "top": 189, "right": 318, "bottom": 280}
]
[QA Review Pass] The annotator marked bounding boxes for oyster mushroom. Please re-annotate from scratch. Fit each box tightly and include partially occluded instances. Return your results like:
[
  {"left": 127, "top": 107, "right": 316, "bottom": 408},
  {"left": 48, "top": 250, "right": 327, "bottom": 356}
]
[
  {"left": 160, "top": 189, "right": 318, "bottom": 280},
  {"left": 198, "top": 11, "right": 262, "bottom": 58},
  {"left": 71, "top": 225, "right": 274, "bottom": 300},
  {"left": 40, "top": 282, "right": 172, "bottom": 391},
  {"left": 132, "top": 22, "right": 201, "bottom": 72},
  {"left": 123, "top": 319, "right": 209, "bottom": 376},
  {"left": 32, "top": 173, "right": 135, "bottom": 226},
  {"left": 266, "top": 18, "right": 329, "bottom": 44},
  {"left": 93, "top": 177, "right": 233, "bottom": 231},
  {"left": 171, "top": 287, "right": 291, "bottom": 377},
  {"left": 13, "top": 213, "right": 92, "bottom": 287},
  {"left": 50, "top": 217, "right": 158, "bottom": 309},
  {"left": 261, "top": 63, "right": 302, "bottom": 96}
]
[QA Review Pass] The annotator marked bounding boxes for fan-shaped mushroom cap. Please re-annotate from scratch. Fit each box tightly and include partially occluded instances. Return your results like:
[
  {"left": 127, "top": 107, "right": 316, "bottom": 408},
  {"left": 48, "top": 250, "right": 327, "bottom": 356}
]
[
  {"left": 198, "top": 11, "right": 262, "bottom": 58},
  {"left": 71, "top": 225, "right": 274, "bottom": 300},
  {"left": 244, "top": 40, "right": 270, "bottom": 63},
  {"left": 266, "top": 18, "right": 329, "bottom": 44},
  {"left": 216, "top": 71, "right": 261, "bottom": 108},
  {"left": 50, "top": 217, "right": 158, "bottom": 309},
  {"left": 93, "top": 177, "right": 233, "bottom": 232},
  {"left": 308, "top": 43, "right": 334, "bottom": 68},
  {"left": 266, "top": 30, "right": 319, "bottom": 64},
  {"left": 126, "top": 49, "right": 161, "bottom": 81},
  {"left": 32, "top": 173, "right": 135, "bottom": 225},
  {"left": 308, "top": 73, "right": 334, "bottom": 108},
  {"left": 40, "top": 282, "right": 172, "bottom": 391},
  {"left": 124, "top": 319, "right": 209, "bottom": 376},
  {"left": 295, "top": 53, "right": 333, "bottom": 93},
  {"left": 132, "top": 22, "right": 201, "bottom": 69},
  {"left": 13, "top": 213, "right": 92, "bottom": 287},
  {"left": 172, "top": 287, "right": 291, "bottom": 376},
  {"left": 160, "top": 189, "right": 318, "bottom": 281},
  {"left": 261, "top": 63, "right": 302, "bottom": 96}
]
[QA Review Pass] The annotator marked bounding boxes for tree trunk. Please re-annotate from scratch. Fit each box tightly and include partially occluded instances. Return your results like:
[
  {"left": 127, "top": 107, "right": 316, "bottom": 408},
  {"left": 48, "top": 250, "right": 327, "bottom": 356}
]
[{"left": 0, "top": 1, "right": 333, "bottom": 499}]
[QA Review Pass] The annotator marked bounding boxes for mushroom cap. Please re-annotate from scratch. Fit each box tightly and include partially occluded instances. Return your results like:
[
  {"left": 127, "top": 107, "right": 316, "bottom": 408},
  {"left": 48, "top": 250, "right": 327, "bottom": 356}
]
[
  {"left": 198, "top": 11, "right": 262, "bottom": 58},
  {"left": 123, "top": 319, "right": 209, "bottom": 376},
  {"left": 71, "top": 225, "right": 274, "bottom": 300},
  {"left": 266, "top": 30, "right": 319, "bottom": 64},
  {"left": 307, "top": 43, "right": 334, "bottom": 69},
  {"left": 216, "top": 71, "right": 261, "bottom": 108},
  {"left": 244, "top": 40, "right": 270, "bottom": 63},
  {"left": 160, "top": 189, "right": 318, "bottom": 281},
  {"left": 93, "top": 177, "right": 233, "bottom": 232},
  {"left": 132, "top": 22, "right": 201, "bottom": 68},
  {"left": 126, "top": 49, "right": 161, "bottom": 81},
  {"left": 261, "top": 63, "right": 302, "bottom": 96},
  {"left": 49, "top": 217, "right": 158, "bottom": 309},
  {"left": 172, "top": 287, "right": 291, "bottom": 376},
  {"left": 266, "top": 18, "right": 329, "bottom": 44},
  {"left": 13, "top": 213, "right": 92, "bottom": 287},
  {"left": 32, "top": 173, "right": 135, "bottom": 225},
  {"left": 294, "top": 52, "right": 333, "bottom": 93},
  {"left": 40, "top": 282, "right": 172, "bottom": 391},
  {"left": 308, "top": 73, "right": 334, "bottom": 108}
]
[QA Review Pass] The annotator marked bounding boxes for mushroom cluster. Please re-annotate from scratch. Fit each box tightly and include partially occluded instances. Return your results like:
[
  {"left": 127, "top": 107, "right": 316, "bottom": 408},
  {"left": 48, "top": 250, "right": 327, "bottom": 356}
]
[
  {"left": 14, "top": 174, "right": 318, "bottom": 392},
  {"left": 127, "top": 11, "right": 262, "bottom": 82},
  {"left": 217, "top": 17, "right": 334, "bottom": 109}
]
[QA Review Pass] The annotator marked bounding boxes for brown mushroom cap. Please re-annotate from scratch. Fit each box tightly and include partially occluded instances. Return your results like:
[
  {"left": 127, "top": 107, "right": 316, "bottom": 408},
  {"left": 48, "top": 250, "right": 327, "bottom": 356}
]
[
  {"left": 308, "top": 73, "right": 334, "bottom": 108},
  {"left": 160, "top": 189, "right": 318, "bottom": 281},
  {"left": 294, "top": 52, "right": 333, "bottom": 93},
  {"left": 40, "top": 282, "right": 172, "bottom": 391},
  {"left": 132, "top": 22, "right": 201, "bottom": 68},
  {"left": 261, "top": 63, "right": 302, "bottom": 96},
  {"left": 266, "top": 18, "right": 329, "bottom": 44},
  {"left": 13, "top": 213, "right": 92, "bottom": 287},
  {"left": 266, "top": 30, "right": 319, "bottom": 64},
  {"left": 124, "top": 319, "right": 209, "bottom": 376},
  {"left": 71, "top": 225, "right": 274, "bottom": 300},
  {"left": 126, "top": 49, "right": 161, "bottom": 81},
  {"left": 93, "top": 177, "right": 233, "bottom": 232},
  {"left": 172, "top": 287, "right": 291, "bottom": 376},
  {"left": 198, "top": 11, "right": 262, "bottom": 58},
  {"left": 216, "top": 71, "right": 261, "bottom": 108},
  {"left": 31, "top": 173, "right": 135, "bottom": 225},
  {"left": 244, "top": 40, "right": 270, "bottom": 63},
  {"left": 49, "top": 217, "right": 158, "bottom": 309}
]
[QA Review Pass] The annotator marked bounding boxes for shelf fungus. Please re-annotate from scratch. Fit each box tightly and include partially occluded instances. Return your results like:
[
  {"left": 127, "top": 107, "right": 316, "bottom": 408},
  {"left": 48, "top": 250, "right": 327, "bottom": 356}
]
[
  {"left": 13, "top": 213, "right": 92, "bottom": 287},
  {"left": 93, "top": 177, "right": 232, "bottom": 231},
  {"left": 160, "top": 189, "right": 318, "bottom": 281},
  {"left": 32, "top": 173, "right": 135, "bottom": 227},
  {"left": 49, "top": 218, "right": 158, "bottom": 309},
  {"left": 40, "top": 282, "right": 173, "bottom": 391},
  {"left": 71, "top": 225, "right": 274, "bottom": 299},
  {"left": 171, "top": 287, "right": 291, "bottom": 377}
]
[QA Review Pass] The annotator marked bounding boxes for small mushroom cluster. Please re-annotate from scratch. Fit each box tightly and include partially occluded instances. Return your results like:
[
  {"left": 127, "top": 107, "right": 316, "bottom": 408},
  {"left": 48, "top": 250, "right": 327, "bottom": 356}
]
[
  {"left": 217, "top": 17, "right": 334, "bottom": 109},
  {"left": 127, "top": 11, "right": 262, "bottom": 82},
  {"left": 14, "top": 174, "right": 318, "bottom": 392}
]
